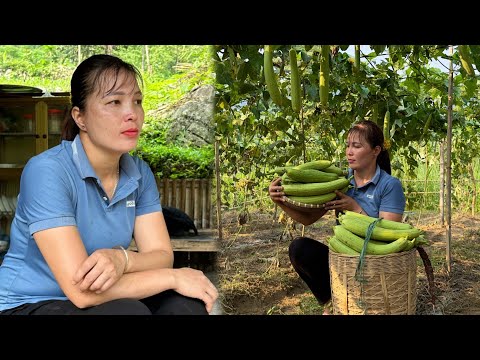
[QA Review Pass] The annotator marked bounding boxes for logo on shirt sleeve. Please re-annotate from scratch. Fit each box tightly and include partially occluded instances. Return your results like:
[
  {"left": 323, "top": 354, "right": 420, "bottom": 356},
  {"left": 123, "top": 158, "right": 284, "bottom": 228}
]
[{"left": 126, "top": 200, "right": 136, "bottom": 207}]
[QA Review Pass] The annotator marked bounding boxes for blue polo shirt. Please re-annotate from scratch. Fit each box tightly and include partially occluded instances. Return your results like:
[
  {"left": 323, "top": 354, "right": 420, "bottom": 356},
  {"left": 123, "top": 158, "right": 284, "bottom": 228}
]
[
  {"left": 345, "top": 165, "right": 405, "bottom": 218},
  {"left": 0, "top": 135, "right": 162, "bottom": 311}
]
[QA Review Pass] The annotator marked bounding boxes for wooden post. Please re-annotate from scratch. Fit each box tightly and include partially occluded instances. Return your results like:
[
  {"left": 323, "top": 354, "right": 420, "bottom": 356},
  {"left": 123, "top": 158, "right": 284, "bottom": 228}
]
[
  {"left": 439, "top": 141, "right": 445, "bottom": 225},
  {"left": 207, "top": 178, "right": 213, "bottom": 230},
  {"left": 174, "top": 180, "right": 182, "bottom": 209},
  {"left": 185, "top": 179, "right": 192, "bottom": 218},
  {"left": 201, "top": 179, "right": 208, "bottom": 229},
  {"left": 193, "top": 179, "right": 201, "bottom": 228},
  {"left": 157, "top": 178, "right": 165, "bottom": 205},
  {"left": 170, "top": 179, "right": 177, "bottom": 207},
  {"left": 163, "top": 179, "right": 171, "bottom": 206},
  {"left": 181, "top": 179, "right": 186, "bottom": 212},
  {"left": 468, "top": 164, "right": 476, "bottom": 216},
  {"left": 445, "top": 45, "right": 454, "bottom": 272},
  {"left": 167, "top": 179, "right": 174, "bottom": 206},
  {"left": 421, "top": 144, "right": 429, "bottom": 219},
  {"left": 214, "top": 141, "right": 223, "bottom": 241}
]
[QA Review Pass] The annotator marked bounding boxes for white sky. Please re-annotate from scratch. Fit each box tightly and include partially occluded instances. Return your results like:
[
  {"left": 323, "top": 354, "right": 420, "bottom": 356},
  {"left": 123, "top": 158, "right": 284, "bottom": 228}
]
[{"left": 345, "top": 45, "right": 450, "bottom": 73}]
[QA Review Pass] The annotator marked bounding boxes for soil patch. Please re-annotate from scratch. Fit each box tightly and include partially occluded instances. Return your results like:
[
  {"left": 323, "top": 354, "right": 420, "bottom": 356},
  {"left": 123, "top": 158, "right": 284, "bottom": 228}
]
[{"left": 216, "top": 209, "right": 480, "bottom": 315}]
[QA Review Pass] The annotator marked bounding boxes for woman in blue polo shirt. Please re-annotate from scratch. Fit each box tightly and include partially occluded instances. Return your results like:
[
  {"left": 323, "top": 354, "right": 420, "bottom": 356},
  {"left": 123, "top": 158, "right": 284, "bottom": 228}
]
[
  {"left": 0, "top": 54, "right": 218, "bottom": 315},
  {"left": 268, "top": 120, "right": 405, "bottom": 314}
]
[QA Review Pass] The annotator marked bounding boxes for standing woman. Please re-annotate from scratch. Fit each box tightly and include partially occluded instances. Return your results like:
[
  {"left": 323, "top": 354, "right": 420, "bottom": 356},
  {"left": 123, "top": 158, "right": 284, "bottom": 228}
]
[
  {"left": 268, "top": 120, "right": 405, "bottom": 314},
  {"left": 0, "top": 54, "right": 218, "bottom": 315}
]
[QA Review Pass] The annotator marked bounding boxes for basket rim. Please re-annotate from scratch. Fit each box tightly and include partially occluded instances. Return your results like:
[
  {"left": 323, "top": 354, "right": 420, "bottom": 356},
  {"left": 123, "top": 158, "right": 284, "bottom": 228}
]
[{"left": 328, "top": 247, "right": 417, "bottom": 259}]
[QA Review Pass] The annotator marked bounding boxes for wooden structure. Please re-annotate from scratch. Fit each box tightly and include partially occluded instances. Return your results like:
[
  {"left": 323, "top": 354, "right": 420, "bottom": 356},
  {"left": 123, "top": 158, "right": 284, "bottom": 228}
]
[
  {"left": 0, "top": 94, "right": 69, "bottom": 237},
  {"left": 170, "top": 230, "right": 218, "bottom": 252},
  {"left": 129, "top": 178, "right": 218, "bottom": 254},
  {"left": 155, "top": 178, "right": 217, "bottom": 269},
  {"left": 154, "top": 178, "right": 218, "bottom": 254},
  {"left": 156, "top": 178, "right": 213, "bottom": 230}
]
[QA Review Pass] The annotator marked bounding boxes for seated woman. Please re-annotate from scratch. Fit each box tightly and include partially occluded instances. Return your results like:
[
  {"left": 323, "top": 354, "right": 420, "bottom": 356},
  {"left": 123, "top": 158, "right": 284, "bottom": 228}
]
[{"left": 0, "top": 54, "right": 218, "bottom": 315}]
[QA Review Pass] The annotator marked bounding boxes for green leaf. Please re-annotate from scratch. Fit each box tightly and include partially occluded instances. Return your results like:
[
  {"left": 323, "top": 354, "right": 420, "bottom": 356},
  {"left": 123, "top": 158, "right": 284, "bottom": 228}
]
[
  {"left": 464, "top": 76, "right": 477, "bottom": 98},
  {"left": 468, "top": 45, "right": 480, "bottom": 72},
  {"left": 371, "top": 45, "right": 386, "bottom": 55},
  {"left": 358, "top": 84, "right": 370, "bottom": 98},
  {"left": 237, "top": 62, "right": 249, "bottom": 82},
  {"left": 238, "top": 83, "right": 257, "bottom": 95},
  {"left": 215, "top": 62, "right": 233, "bottom": 85},
  {"left": 305, "top": 83, "right": 318, "bottom": 101},
  {"left": 275, "top": 116, "right": 290, "bottom": 131},
  {"left": 300, "top": 50, "right": 311, "bottom": 62}
]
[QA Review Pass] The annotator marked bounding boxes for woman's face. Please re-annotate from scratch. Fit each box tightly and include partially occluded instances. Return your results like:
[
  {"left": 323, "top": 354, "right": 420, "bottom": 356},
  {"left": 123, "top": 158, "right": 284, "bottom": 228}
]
[
  {"left": 346, "top": 132, "right": 379, "bottom": 171},
  {"left": 78, "top": 70, "right": 144, "bottom": 154}
]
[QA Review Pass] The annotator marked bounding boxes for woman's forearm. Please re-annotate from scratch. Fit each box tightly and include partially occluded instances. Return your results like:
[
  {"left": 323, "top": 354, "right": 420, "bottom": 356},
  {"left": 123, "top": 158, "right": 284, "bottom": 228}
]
[
  {"left": 125, "top": 248, "right": 174, "bottom": 273},
  {"left": 69, "top": 267, "right": 175, "bottom": 308}
]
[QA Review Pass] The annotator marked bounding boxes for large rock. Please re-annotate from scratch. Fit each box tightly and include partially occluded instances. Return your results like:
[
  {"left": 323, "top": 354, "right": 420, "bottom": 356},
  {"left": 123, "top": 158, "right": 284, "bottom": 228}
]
[{"left": 165, "top": 84, "right": 214, "bottom": 147}]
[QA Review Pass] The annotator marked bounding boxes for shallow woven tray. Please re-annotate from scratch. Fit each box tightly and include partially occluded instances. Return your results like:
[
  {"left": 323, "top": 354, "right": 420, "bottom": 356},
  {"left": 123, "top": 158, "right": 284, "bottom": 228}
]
[{"left": 283, "top": 196, "right": 326, "bottom": 209}]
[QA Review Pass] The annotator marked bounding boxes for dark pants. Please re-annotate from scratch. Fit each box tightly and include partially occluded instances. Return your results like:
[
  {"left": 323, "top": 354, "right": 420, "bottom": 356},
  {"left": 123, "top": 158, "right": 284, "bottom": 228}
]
[
  {"left": 0, "top": 290, "right": 208, "bottom": 315},
  {"left": 289, "top": 237, "right": 331, "bottom": 305}
]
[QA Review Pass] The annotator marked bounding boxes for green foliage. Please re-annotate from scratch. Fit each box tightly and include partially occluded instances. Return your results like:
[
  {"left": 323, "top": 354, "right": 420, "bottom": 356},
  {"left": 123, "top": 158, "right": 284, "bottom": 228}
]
[
  {"left": 144, "top": 67, "right": 213, "bottom": 121},
  {"left": 134, "top": 142, "right": 214, "bottom": 179},
  {"left": 215, "top": 45, "right": 480, "bottom": 214},
  {"left": 0, "top": 45, "right": 73, "bottom": 91},
  {"left": 0, "top": 45, "right": 214, "bottom": 179},
  {"left": 0, "top": 45, "right": 212, "bottom": 112}
]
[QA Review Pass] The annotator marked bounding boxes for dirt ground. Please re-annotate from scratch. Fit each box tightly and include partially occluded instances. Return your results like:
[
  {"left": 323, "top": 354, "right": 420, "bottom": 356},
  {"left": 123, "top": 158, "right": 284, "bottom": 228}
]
[{"left": 215, "top": 208, "right": 480, "bottom": 315}]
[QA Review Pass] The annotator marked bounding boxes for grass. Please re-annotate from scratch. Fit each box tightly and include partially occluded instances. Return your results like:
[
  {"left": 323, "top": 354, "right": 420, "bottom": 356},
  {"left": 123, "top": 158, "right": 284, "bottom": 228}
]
[{"left": 299, "top": 295, "right": 323, "bottom": 315}]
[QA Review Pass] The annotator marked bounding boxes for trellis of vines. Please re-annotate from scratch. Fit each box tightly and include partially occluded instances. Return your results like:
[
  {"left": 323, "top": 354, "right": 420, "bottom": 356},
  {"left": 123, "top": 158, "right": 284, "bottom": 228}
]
[{"left": 213, "top": 45, "right": 480, "bottom": 220}]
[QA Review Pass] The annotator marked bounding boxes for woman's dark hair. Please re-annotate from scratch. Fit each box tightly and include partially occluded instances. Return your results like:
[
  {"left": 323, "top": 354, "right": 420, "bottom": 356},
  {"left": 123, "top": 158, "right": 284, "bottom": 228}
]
[
  {"left": 62, "top": 54, "right": 143, "bottom": 141},
  {"left": 347, "top": 119, "right": 391, "bottom": 174}
]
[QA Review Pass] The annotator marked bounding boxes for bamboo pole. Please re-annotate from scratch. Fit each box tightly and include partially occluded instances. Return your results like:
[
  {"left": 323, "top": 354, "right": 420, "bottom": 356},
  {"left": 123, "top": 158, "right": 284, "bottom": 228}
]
[
  {"left": 207, "top": 178, "right": 213, "bottom": 231},
  {"left": 354, "top": 45, "right": 360, "bottom": 71},
  {"left": 439, "top": 141, "right": 445, "bottom": 225},
  {"left": 193, "top": 179, "right": 201, "bottom": 228},
  {"left": 167, "top": 179, "right": 174, "bottom": 206},
  {"left": 201, "top": 179, "right": 208, "bottom": 229},
  {"left": 468, "top": 164, "right": 476, "bottom": 216},
  {"left": 445, "top": 45, "right": 454, "bottom": 272},
  {"left": 157, "top": 178, "right": 165, "bottom": 205},
  {"left": 185, "top": 180, "right": 192, "bottom": 218},
  {"left": 174, "top": 180, "right": 181, "bottom": 209},
  {"left": 170, "top": 179, "right": 177, "bottom": 207},
  {"left": 214, "top": 140, "right": 223, "bottom": 241},
  {"left": 181, "top": 179, "right": 186, "bottom": 213},
  {"left": 299, "top": 95, "right": 306, "bottom": 237},
  {"left": 417, "top": 143, "right": 429, "bottom": 224}
]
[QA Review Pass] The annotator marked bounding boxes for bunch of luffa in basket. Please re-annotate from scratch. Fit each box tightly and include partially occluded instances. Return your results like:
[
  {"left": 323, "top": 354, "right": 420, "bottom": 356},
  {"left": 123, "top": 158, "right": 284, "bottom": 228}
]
[
  {"left": 327, "top": 210, "right": 428, "bottom": 255},
  {"left": 273, "top": 159, "right": 350, "bottom": 208}
]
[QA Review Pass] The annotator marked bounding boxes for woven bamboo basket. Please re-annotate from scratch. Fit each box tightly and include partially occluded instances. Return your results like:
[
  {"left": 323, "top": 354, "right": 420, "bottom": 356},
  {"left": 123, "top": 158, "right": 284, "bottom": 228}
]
[{"left": 329, "top": 248, "right": 417, "bottom": 315}]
